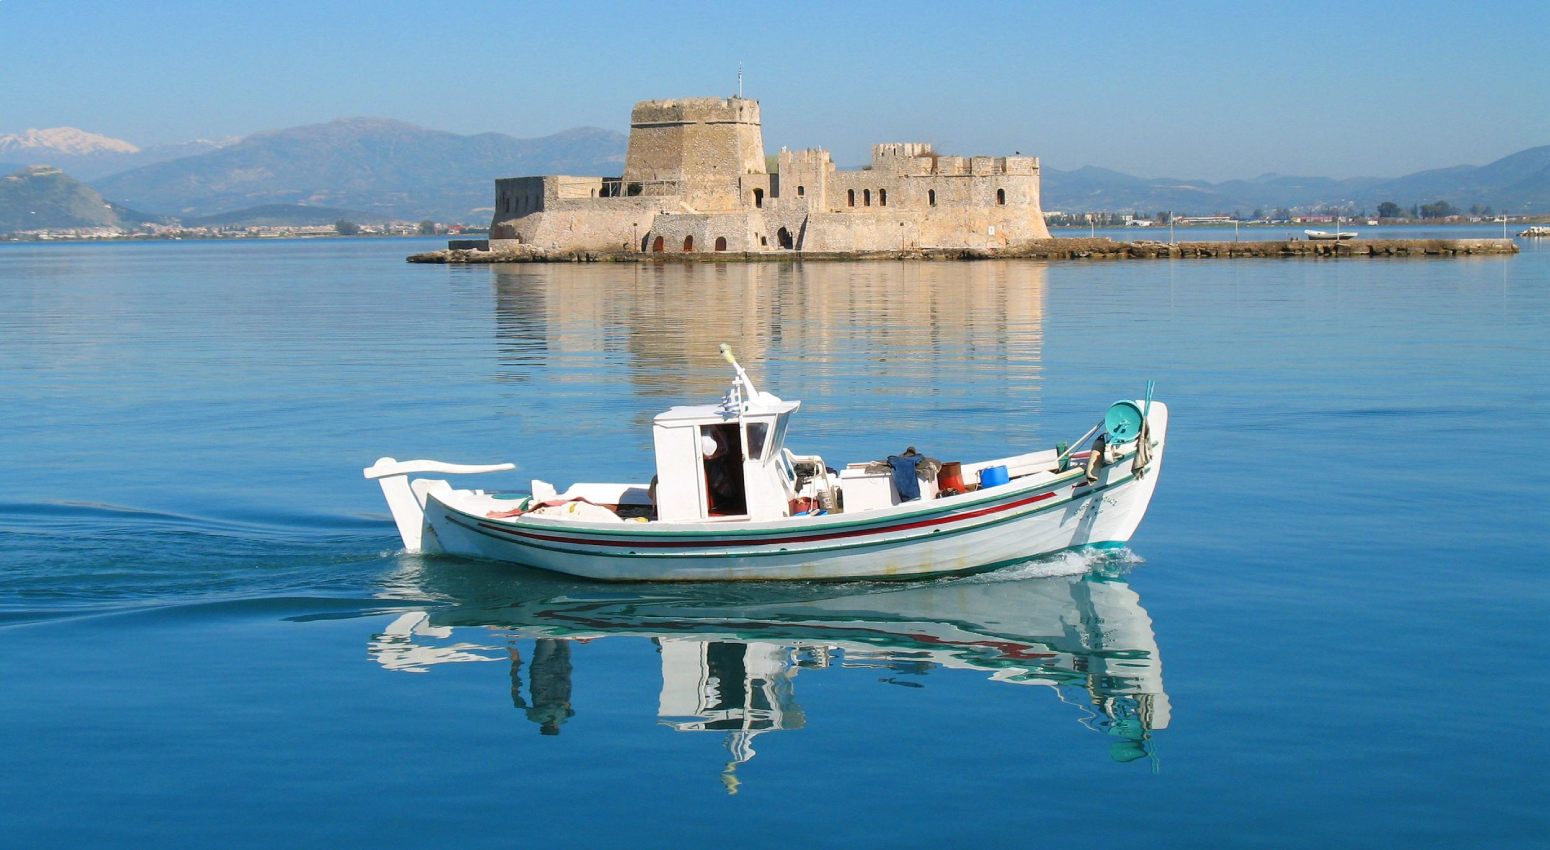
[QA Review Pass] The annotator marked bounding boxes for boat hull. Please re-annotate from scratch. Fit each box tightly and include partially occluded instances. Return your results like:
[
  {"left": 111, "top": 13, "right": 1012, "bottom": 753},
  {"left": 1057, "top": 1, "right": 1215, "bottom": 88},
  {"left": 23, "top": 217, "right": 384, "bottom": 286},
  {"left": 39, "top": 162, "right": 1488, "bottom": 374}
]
[{"left": 416, "top": 405, "right": 1168, "bottom": 582}]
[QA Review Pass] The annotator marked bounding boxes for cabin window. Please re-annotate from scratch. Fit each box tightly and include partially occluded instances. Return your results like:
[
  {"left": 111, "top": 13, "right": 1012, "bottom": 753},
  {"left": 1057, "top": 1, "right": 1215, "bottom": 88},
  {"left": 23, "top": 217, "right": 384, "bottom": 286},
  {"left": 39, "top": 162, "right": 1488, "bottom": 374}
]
[
  {"left": 864, "top": 189, "right": 871, "bottom": 207},
  {"left": 996, "top": 188, "right": 1006, "bottom": 205},
  {"left": 715, "top": 236, "right": 727, "bottom": 251},
  {"left": 753, "top": 188, "right": 764, "bottom": 208},
  {"left": 879, "top": 189, "right": 887, "bottom": 206},
  {"left": 745, "top": 421, "right": 770, "bottom": 460},
  {"left": 797, "top": 185, "right": 805, "bottom": 196},
  {"left": 683, "top": 235, "right": 694, "bottom": 252},
  {"left": 929, "top": 189, "right": 937, "bottom": 206}
]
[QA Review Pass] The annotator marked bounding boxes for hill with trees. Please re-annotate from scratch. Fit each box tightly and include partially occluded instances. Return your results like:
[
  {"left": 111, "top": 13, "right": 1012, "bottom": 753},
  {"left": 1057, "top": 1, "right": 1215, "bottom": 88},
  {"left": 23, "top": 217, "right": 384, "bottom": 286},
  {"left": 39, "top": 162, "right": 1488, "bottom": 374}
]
[{"left": 0, "top": 165, "right": 155, "bottom": 232}]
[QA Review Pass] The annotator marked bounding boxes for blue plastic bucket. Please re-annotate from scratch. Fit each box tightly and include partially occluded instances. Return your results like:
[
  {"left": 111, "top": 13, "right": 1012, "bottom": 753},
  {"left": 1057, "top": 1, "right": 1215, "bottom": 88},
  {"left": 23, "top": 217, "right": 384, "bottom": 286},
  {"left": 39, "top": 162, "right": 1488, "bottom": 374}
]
[{"left": 979, "top": 465, "right": 1010, "bottom": 488}]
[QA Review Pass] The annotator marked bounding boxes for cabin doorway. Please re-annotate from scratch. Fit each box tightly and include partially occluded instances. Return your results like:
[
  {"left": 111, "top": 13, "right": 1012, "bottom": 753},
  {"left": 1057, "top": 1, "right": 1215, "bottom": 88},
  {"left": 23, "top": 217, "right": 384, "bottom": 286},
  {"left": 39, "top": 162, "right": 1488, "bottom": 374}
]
[{"left": 700, "top": 423, "right": 746, "bottom": 516}]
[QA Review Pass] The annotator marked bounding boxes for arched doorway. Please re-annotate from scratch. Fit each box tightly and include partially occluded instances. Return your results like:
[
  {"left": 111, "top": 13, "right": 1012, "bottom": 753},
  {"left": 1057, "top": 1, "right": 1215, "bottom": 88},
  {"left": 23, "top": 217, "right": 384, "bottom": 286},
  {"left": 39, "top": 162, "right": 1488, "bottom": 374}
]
[
  {"left": 863, "top": 189, "right": 871, "bottom": 207},
  {"left": 879, "top": 188, "right": 887, "bottom": 206},
  {"left": 714, "top": 237, "right": 727, "bottom": 251},
  {"left": 776, "top": 227, "right": 793, "bottom": 249},
  {"left": 652, "top": 236, "right": 665, "bottom": 253},
  {"left": 683, "top": 235, "right": 694, "bottom": 252}
]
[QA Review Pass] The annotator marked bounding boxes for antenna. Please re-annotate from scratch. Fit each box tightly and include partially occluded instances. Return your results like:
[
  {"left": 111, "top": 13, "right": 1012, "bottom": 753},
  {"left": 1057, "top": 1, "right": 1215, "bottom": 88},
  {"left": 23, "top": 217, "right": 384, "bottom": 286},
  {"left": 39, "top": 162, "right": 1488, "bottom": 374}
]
[{"left": 737, "top": 63, "right": 743, "bottom": 98}]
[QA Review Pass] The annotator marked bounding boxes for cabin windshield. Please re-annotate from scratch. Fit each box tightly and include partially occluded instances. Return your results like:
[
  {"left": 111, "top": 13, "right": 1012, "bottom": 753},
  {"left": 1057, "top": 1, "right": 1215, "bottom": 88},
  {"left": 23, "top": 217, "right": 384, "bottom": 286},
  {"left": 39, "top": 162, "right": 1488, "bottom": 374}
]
[{"left": 770, "top": 413, "right": 792, "bottom": 456}]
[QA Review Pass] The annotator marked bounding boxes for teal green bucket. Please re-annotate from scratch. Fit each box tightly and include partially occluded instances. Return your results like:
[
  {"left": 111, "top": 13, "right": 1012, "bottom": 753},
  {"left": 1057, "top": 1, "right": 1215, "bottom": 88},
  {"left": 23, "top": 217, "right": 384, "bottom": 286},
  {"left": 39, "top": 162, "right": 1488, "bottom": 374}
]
[{"left": 1104, "top": 401, "right": 1145, "bottom": 443}]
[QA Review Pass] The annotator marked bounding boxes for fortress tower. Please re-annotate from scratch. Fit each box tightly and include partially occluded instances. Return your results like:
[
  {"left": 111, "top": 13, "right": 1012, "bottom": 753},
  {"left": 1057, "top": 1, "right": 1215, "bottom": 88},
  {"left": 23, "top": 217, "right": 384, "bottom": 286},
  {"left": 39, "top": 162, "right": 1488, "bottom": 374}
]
[{"left": 621, "top": 97, "right": 767, "bottom": 211}]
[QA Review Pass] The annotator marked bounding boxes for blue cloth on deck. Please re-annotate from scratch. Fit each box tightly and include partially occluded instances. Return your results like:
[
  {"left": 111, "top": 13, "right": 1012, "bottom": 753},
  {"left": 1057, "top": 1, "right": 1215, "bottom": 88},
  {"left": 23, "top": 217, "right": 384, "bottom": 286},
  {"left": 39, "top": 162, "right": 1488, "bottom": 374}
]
[{"left": 887, "top": 454, "right": 923, "bottom": 502}]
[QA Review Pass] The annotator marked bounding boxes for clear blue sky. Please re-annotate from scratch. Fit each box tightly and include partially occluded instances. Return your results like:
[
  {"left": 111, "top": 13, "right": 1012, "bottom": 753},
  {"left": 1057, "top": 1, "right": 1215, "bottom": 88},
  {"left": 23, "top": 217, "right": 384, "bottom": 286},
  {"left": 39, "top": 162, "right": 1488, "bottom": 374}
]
[{"left": 2, "top": 0, "right": 1545, "bottom": 179}]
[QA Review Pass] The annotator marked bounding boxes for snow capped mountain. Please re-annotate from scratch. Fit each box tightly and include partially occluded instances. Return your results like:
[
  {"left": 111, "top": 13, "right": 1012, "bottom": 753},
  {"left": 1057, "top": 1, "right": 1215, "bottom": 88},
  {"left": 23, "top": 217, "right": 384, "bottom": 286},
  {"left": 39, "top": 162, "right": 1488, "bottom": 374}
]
[{"left": 0, "top": 127, "right": 140, "bottom": 156}]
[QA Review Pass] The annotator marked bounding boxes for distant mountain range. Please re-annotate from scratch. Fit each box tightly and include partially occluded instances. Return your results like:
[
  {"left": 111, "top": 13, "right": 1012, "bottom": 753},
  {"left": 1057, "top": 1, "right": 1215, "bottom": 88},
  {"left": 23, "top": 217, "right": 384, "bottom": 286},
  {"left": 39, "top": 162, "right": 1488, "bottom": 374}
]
[
  {"left": 0, "top": 127, "right": 238, "bottom": 181},
  {"left": 0, "top": 118, "right": 1545, "bottom": 232},
  {"left": 1040, "top": 145, "right": 1550, "bottom": 215},
  {"left": 91, "top": 118, "right": 627, "bottom": 222}
]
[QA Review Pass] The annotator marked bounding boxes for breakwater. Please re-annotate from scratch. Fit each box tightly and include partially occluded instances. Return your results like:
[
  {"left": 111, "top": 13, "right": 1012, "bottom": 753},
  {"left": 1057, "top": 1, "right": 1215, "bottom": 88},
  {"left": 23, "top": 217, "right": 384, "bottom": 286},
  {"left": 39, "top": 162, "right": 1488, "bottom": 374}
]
[{"left": 408, "top": 237, "right": 1517, "bottom": 264}]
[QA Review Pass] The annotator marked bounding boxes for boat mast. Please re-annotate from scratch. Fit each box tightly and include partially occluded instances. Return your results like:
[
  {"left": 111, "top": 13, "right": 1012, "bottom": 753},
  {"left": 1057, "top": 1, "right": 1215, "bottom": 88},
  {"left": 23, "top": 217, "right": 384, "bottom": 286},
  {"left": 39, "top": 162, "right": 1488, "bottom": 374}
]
[{"left": 719, "top": 343, "right": 761, "bottom": 411}]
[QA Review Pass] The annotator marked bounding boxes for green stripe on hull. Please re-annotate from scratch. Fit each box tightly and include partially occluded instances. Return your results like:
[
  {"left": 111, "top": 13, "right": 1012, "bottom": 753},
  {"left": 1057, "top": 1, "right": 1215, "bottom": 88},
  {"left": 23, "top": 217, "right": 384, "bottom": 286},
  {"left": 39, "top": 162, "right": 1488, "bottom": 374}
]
[
  {"left": 434, "top": 538, "right": 1136, "bottom": 584},
  {"left": 440, "top": 473, "right": 1139, "bottom": 560}
]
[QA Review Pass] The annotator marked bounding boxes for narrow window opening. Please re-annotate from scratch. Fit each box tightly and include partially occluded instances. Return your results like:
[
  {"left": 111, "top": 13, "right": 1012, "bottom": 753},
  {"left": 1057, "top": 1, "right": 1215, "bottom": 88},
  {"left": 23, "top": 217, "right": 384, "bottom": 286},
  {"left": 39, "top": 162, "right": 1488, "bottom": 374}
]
[
  {"left": 847, "top": 189, "right": 855, "bottom": 207},
  {"left": 996, "top": 188, "right": 1006, "bottom": 205},
  {"left": 879, "top": 189, "right": 887, "bottom": 207},
  {"left": 797, "top": 185, "right": 805, "bottom": 196},
  {"left": 753, "top": 188, "right": 764, "bottom": 208},
  {"left": 929, "top": 189, "right": 937, "bottom": 206}
]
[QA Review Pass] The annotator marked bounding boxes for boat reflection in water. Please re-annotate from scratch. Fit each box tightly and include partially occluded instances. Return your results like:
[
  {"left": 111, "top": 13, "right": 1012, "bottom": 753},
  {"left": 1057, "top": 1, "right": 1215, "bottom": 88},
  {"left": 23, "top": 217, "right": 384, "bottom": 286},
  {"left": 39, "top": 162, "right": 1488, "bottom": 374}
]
[{"left": 369, "top": 557, "right": 1168, "bottom": 787}]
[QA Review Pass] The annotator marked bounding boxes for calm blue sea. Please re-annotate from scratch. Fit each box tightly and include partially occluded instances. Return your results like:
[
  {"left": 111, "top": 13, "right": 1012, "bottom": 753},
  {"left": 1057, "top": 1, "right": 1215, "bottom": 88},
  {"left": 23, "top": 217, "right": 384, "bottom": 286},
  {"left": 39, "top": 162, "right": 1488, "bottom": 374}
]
[{"left": 3, "top": 231, "right": 1547, "bottom": 848}]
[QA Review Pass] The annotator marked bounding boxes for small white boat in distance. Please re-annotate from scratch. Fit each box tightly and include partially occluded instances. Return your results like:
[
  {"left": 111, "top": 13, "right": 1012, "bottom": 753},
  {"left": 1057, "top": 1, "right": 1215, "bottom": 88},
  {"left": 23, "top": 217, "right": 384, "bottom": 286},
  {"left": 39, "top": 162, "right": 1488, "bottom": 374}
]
[
  {"left": 365, "top": 347, "right": 1167, "bottom": 582},
  {"left": 1304, "top": 229, "right": 1357, "bottom": 240}
]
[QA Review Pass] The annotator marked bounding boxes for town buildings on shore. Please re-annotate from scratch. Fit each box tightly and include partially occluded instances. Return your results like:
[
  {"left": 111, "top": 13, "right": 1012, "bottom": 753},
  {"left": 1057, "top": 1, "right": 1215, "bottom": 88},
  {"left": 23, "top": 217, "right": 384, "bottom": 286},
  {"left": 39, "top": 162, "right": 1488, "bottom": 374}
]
[{"left": 487, "top": 96, "right": 1050, "bottom": 255}]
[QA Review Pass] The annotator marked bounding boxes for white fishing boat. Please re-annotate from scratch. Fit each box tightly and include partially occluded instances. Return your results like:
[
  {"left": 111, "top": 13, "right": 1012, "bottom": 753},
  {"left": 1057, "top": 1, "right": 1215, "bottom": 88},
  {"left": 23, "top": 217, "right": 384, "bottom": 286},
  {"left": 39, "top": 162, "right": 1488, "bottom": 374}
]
[
  {"left": 365, "top": 346, "right": 1167, "bottom": 581},
  {"left": 1304, "top": 229, "right": 1356, "bottom": 240}
]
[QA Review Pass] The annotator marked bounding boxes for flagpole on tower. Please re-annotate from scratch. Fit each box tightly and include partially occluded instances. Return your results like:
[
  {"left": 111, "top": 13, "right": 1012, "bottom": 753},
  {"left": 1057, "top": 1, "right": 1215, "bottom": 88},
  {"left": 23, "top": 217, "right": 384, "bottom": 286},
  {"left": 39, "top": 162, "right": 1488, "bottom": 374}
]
[{"left": 737, "top": 63, "right": 743, "bottom": 98}]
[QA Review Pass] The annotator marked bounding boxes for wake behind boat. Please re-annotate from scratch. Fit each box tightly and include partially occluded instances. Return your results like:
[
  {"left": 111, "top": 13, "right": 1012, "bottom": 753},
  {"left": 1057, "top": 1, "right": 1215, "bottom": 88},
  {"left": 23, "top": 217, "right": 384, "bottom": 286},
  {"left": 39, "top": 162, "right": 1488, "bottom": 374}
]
[{"left": 365, "top": 346, "right": 1167, "bottom": 581}]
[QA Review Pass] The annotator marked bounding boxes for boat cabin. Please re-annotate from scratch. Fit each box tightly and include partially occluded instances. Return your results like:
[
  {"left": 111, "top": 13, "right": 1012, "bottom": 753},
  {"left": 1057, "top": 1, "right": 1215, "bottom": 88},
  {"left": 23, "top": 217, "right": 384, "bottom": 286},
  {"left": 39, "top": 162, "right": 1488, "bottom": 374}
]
[{"left": 652, "top": 389, "right": 802, "bottom": 523}]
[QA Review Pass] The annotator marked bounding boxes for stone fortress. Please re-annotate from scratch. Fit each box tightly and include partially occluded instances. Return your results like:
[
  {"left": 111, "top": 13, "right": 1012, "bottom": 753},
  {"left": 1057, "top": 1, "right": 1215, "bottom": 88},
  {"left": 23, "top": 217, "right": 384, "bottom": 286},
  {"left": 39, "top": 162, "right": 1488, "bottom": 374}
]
[{"left": 488, "top": 96, "right": 1051, "bottom": 255}]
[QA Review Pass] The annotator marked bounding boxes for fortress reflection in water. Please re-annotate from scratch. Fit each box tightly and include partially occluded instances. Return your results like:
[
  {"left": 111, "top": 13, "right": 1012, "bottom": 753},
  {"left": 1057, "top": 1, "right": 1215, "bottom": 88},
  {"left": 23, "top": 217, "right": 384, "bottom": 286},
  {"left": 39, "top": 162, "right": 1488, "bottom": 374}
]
[
  {"left": 489, "top": 261, "right": 1046, "bottom": 402},
  {"left": 369, "top": 561, "right": 1167, "bottom": 789}
]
